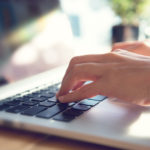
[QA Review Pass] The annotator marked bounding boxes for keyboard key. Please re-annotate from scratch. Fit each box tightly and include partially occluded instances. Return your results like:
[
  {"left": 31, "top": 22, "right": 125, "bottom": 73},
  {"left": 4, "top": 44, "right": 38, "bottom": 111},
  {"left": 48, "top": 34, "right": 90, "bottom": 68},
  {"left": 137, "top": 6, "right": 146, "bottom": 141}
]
[
  {"left": 4, "top": 100, "right": 21, "bottom": 106},
  {"left": 2, "top": 98, "right": 13, "bottom": 102},
  {"left": 68, "top": 102, "right": 76, "bottom": 107},
  {"left": 31, "top": 91, "right": 41, "bottom": 95},
  {"left": 63, "top": 108, "right": 83, "bottom": 116},
  {"left": 22, "top": 96, "right": 31, "bottom": 101},
  {"left": 68, "top": 102, "right": 76, "bottom": 106},
  {"left": 27, "top": 94, "right": 38, "bottom": 98},
  {"left": 88, "top": 95, "right": 107, "bottom": 101},
  {"left": 53, "top": 113, "right": 75, "bottom": 122},
  {"left": 47, "top": 84, "right": 60, "bottom": 92},
  {"left": 40, "top": 93, "right": 55, "bottom": 98},
  {"left": 31, "top": 97, "right": 46, "bottom": 102},
  {"left": 36, "top": 104, "right": 66, "bottom": 119},
  {"left": 73, "top": 104, "right": 91, "bottom": 111},
  {"left": 57, "top": 102, "right": 75, "bottom": 108},
  {"left": 21, "top": 106, "right": 47, "bottom": 116},
  {"left": 6, "top": 105, "right": 29, "bottom": 113},
  {"left": 57, "top": 103, "right": 69, "bottom": 109},
  {"left": 48, "top": 96, "right": 58, "bottom": 102},
  {"left": 39, "top": 89, "right": 49, "bottom": 93},
  {"left": 22, "top": 101, "right": 38, "bottom": 106},
  {"left": 0, "top": 104, "right": 11, "bottom": 111},
  {"left": 40, "top": 90, "right": 52, "bottom": 94},
  {"left": 13, "top": 97, "right": 20, "bottom": 101},
  {"left": 39, "top": 101, "right": 55, "bottom": 107},
  {"left": 79, "top": 99, "right": 99, "bottom": 106}
]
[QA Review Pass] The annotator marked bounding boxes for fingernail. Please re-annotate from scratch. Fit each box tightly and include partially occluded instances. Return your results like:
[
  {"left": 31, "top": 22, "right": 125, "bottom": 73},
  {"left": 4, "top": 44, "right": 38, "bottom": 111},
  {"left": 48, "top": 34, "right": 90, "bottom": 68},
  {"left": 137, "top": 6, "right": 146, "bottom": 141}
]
[{"left": 58, "top": 96, "right": 64, "bottom": 102}]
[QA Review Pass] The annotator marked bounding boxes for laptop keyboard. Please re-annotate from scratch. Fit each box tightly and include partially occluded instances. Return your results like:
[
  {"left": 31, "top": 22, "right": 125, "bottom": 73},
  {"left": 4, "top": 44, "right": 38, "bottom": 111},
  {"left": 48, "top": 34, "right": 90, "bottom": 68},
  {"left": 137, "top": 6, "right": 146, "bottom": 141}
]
[{"left": 0, "top": 83, "right": 107, "bottom": 122}]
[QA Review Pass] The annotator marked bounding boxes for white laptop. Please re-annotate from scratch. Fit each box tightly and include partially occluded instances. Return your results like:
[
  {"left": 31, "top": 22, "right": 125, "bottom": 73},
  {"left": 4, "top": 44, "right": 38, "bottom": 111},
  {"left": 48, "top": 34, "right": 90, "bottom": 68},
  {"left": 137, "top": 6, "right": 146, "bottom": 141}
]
[{"left": 0, "top": 1, "right": 150, "bottom": 150}]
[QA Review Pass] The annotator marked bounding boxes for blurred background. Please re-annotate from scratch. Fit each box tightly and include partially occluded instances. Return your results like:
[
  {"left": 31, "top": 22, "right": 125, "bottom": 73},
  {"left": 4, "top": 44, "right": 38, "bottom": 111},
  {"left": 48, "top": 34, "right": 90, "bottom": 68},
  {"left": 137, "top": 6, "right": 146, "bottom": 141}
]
[{"left": 0, "top": 0, "right": 150, "bottom": 86}]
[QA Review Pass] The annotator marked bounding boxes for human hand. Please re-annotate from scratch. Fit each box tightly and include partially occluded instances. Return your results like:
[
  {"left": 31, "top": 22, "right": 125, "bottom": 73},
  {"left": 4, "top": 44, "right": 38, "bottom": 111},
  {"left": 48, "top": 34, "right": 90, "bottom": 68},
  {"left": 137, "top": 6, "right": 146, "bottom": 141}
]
[
  {"left": 57, "top": 50, "right": 150, "bottom": 106},
  {"left": 112, "top": 40, "right": 150, "bottom": 56}
]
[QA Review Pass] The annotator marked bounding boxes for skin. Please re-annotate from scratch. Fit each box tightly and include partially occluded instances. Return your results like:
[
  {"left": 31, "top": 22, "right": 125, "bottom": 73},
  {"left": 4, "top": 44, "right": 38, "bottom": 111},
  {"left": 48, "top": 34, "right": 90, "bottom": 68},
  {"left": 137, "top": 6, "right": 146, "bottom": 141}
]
[
  {"left": 112, "top": 40, "right": 150, "bottom": 56},
  {"left": 57, "top": 40, "right": 150, "bottom": 106}
]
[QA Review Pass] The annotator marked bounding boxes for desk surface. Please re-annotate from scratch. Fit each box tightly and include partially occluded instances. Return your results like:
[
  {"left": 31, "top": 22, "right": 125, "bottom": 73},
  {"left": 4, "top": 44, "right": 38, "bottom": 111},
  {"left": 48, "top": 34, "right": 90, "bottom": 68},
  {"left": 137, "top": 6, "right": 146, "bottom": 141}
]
[{"left": 0, "top": 127, "right": 119, "bottom": 150}]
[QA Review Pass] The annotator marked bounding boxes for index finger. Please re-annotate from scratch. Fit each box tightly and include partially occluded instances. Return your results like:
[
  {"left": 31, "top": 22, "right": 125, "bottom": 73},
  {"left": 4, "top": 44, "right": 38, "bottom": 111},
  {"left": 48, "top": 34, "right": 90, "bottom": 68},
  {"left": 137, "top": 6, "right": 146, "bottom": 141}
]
[{"left": 58, "top": 63, "right": 109, "bottom": 97}]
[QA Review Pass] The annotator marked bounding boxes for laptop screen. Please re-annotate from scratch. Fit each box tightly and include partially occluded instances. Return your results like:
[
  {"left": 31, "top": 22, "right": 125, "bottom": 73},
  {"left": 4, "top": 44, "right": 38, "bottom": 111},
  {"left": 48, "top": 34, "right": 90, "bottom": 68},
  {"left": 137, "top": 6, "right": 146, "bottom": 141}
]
[{"left": 0, "top": 0, "right": 74, "bottom": 86}]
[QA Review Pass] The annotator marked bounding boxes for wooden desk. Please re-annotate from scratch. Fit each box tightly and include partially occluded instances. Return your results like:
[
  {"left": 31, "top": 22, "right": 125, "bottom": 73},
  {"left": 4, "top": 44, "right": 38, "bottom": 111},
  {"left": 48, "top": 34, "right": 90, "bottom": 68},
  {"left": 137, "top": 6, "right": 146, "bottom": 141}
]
[{"left": 0, "top": 127, "right": 119, "bottom": 150}]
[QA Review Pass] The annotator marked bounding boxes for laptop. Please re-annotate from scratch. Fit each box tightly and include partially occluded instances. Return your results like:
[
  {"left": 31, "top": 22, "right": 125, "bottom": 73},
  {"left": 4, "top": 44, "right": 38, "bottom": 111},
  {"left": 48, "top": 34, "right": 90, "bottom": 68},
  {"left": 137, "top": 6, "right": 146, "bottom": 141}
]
[{"left": 0, "top": 1, "right": 150, "bottom": 150}]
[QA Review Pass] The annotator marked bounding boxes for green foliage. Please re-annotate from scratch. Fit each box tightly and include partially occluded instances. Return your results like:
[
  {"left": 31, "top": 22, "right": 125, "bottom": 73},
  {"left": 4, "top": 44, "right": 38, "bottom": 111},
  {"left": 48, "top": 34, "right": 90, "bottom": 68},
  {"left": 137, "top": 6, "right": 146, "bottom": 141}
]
[{"left": 109, "top": 0, "right": 150, "bottom": 24}]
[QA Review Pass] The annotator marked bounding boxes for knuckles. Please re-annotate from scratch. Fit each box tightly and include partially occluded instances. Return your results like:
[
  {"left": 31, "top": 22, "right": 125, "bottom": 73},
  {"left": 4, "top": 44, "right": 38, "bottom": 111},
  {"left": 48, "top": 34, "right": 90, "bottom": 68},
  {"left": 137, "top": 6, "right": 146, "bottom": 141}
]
[
  {"left": 70, "top": 56, "right": 82, "bottom": 65},
  {"left": 103, "top": 51, "right": 121, "bottom": 59},
  {"left": 139, "top": 41, "right": 147, "bottom": 47},
  {"left": 112, "top": 43, "right": 119, "bottom": 50},
  {"left": 70, "top": 64, "right": 81, "bottom": 77}
]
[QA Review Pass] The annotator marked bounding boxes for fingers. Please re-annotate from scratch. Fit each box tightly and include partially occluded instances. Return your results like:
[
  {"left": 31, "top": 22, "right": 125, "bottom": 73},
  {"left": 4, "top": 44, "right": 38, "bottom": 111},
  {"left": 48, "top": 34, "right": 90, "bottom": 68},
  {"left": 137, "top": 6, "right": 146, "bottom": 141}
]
[
  {"left": 58, "top": 81, "right": 100, "bottom": 103},
  {"left": 114, "top": 49, "right": 150, "bottom": 60},
  {"left": 57, "top": 54, "right": 102, "bottom": 96},
  {"left": 58, "top": 63, "right": 107, "bottom": 97},
  {"left": 57, "top": 53, "right": 125, "bottom": 97},
  {"left": 64, "top": 55, "right": 104, "bottom": 75},
  {"left": 112, "top": 40, "right": 150, "bottom": 57},
  {"left": 72, "top": 81, "right": 85, "bottom": 91},
  {"left": 62, "top": 53, "right": 124, "bottom": 80},
  {"left": 112, "top": 41, "right": 141, "bottom": 51},
  {"left": 57, "top": 52, "right": 128, "bottom": 98},
  {"left": 62, "top": 54, "right": 107, "bottom": 81}
]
